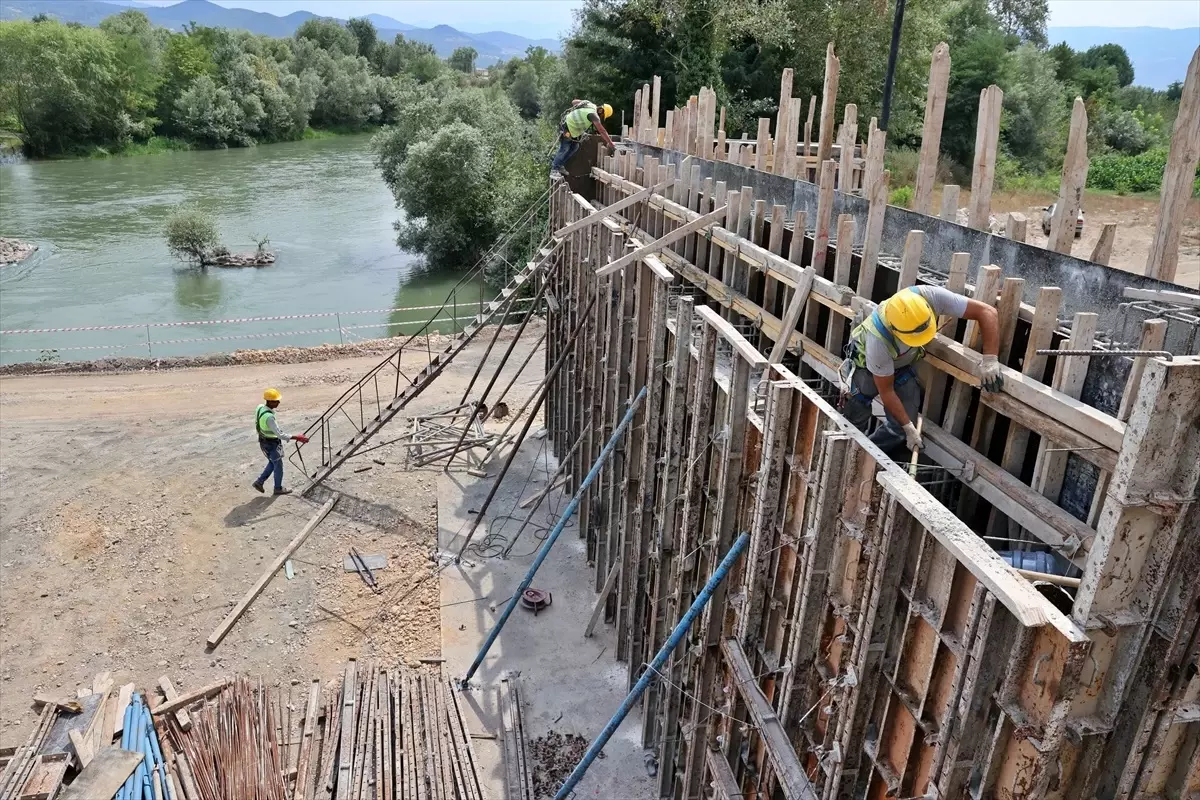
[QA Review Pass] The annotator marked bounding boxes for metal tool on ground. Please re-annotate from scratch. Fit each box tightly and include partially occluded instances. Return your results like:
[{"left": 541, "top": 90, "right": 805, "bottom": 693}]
[
  {"left": 348, "top": 547, "right": 380, "bottom": 593},
  {"left": 519, "top": 588, "right": 552, "bottom": 614},
  {"left": 341, "top": 553, "right": 387, "bottom": 572}
]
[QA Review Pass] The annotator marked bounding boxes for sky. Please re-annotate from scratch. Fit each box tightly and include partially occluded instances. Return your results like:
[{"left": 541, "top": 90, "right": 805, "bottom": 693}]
[
  {"left": 128, "top": 0, "right": 1200, "bottom": 38},
  {"left": 1046, "top": 0, "right": 1200, "bottom": 28}
]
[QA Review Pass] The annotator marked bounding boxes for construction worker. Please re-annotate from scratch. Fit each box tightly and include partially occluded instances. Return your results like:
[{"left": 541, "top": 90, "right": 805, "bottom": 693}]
[
  {"left": 551, "top": 99, "right": 616, "bottom": 176},
  {"left": 253, "top": 388, "right": 308, "bottom": 495},
  {"left": 841, "top": 286, "right": 1004, "bottom": 459}
]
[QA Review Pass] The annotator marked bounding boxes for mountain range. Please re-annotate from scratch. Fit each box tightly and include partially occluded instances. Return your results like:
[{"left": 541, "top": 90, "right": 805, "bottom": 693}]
[
  {"left": 1048, "top": 26, "right": 1198, "bottom": 90},
  {"left": 0, "top": 0, "right": 562, "bottom": 66}
]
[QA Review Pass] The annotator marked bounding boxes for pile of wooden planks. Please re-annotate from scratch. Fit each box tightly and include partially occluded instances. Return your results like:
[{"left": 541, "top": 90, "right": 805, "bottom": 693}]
[{"left": 0, "top": 662, "right": 482, "bottom": 800}]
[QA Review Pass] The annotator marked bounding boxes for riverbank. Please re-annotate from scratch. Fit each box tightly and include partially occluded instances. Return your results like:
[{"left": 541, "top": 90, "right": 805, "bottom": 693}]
[{"left": 18, "top": 126, "right": 381, "bottom": 162}]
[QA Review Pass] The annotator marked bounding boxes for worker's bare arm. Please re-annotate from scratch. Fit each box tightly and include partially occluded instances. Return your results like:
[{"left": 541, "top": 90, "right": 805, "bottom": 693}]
[
  {"left": 589, "top": 115, "right": 615, "bottom": 149},
  {"left": 872, "top": 373, "right": 912, "bottom": 428},
  {"left": 962, "top": 298, "right": 1001, "bottom": 357}
]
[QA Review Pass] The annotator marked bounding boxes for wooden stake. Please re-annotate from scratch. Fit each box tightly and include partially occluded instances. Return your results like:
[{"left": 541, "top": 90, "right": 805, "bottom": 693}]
[
  {"left": 1146, "top": 46, "right": 1200, "bottom": 283},
  {"left": 816, "top": 43, "right": 840, "bottom": 167},
  {"left": 898, "top": 230, "right": 924, "bottom": 289},
  {"left": 755, "top": 117, "right": 771, "bottom": 171},
  {"left": 1006, "top": 212, "right": 1028, "bottom": 242},
  {"left": 860, "top": 167, "right": 889, "bottom": 299},
  {"left": 206, "top": 497, "right": 338, "bottom": 649},
  {"left": 940, "top": 184, "right": 960, "bottom": 222},
  {"left": 1048, "top": 97, "right": 1089, "bottom": 255},
  {"left": 969, "top": 85, "right": 1003, "bottom": 231},
  {"left": 914, "top": 43, "right": 951, "bottom": 215},
  {"left": 837, "top": 104, "right": 858, "bottom": 192},
  {"left": 812, "top": 160, "right": 836, "bottom": 275},
  {"left": 1090, "top": 222, "right": 1116, "bottom": 264}
]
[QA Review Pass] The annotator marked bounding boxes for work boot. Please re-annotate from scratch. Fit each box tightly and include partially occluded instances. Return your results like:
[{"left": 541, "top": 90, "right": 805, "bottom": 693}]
[
  {"left": 252, "top": 481, "right": 264, "bottom": 494},
  {"left": 273, "top": 487, "right": 293, "bottom": 496}
]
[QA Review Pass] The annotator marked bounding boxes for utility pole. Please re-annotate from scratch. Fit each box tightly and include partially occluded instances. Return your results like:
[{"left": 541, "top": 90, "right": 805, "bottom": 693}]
[{"left": 879, "top": 0, "right": 906, "bottom": 131}]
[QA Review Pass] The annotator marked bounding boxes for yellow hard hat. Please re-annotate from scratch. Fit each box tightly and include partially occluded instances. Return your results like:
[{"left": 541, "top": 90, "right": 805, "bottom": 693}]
[
  {"left": 600, "top": 103, "right": 613, "bottom": 120},
  {"left": 263, "top": 388, "right": 282, "bottom": 402},
  {"left": 882, "top": 290, "right": 936, "bottom": 348}
]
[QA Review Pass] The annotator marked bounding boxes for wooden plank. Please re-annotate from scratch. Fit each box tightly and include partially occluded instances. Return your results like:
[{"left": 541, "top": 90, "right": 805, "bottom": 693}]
[
  {"left": 898, "top": 230, "right": 924, "bottom": 289},
  {"left": 1006, "top": 212, "right": 1028, "bottom": 242},
  {"left": 755, "top": 117, "right": 771, "bottom": 171},
  {"left": 596, "top": 206, "right": 727, "bottom": 277},
  {"left": 721, "top": 639, "right": 816, "bottom": 799},
  {"left": 206, "top": 497, "right": 338, "bottom": 648},
  {"left": 1122, "top": 286, "right": 1200, "bottom": 309},
  {"left": 151, "top": 678, "right": 228, "bottom": 717},
  {"left": 811, "top": 160, "right": 836, "bottom": 275},
  {"left": 695, "top": 305, "right": 767, "bottom": 366},
  {"left": 816, "top": 42, "right": 840, "bottom": 166},
  {"left": 334, "top": 661, "right": 357, "bottom": 800},
  {"left": 1146, "top": 46, "right": 1200, "bottom": 282},
  {"left": 1090, "top": 222, "right": 1116, "bottom": 264},
  {"left": 584, "top": 563, "right": 620, "bottom": 638},
  {"left": 788, "top": 210, "right": 806, "bottom": 265},
  {"left": 112, "top": 683, "right": 134, "bottom": 736},
  {"left": 837, "top": 103, "right": 858, "bottom": 192},
  {"left": 1049, "top": 97, "right": 1089, "bottom": 254},
  {"left": 553, "top": 175, "right": 676, "bottom": 238},
  {"left": 57, "top": 749, "right": 143, "bottom": 800},
  {"left": 969, "top": 85, "right": 1003, "bottom": 230},
  {"left": 157, "top": 676, "right": 192, "bottom": 732},
  {"left": 705, "top": 748, "right": 741, "bottom": 800},
  {"left": 940, "top": 184, "right": 960, "bottom": 221},
  {"left": 68, "top": 729, "right": 93, "bottom": 770},
  {"left": 914, "top": 42, "right": 951, "bottom": 215}
]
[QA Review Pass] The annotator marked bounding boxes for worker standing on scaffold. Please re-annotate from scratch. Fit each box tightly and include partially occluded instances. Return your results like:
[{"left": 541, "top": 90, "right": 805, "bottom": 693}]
[
  {"left": 551, "top": 100, "right": 616, "bottom": 177},
  {"left": 840, "top": 286, "right": 1004, "bottom": 459}
]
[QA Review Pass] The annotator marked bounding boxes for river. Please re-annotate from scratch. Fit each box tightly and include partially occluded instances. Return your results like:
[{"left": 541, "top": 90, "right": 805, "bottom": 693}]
[{"left": 0, "top": 134, "right": 485, "bottom": 364}]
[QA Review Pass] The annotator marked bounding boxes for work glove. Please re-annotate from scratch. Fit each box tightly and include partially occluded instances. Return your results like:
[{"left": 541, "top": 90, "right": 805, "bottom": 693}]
[
  {"left": 293, "top": 434, "right": 309, "bottom": 444},
  {"left": 979, "top": 354, "right": 1004, "bottom": 393},
  {"left": 902, "top": 422, "right": 923, "bottom": 451}
]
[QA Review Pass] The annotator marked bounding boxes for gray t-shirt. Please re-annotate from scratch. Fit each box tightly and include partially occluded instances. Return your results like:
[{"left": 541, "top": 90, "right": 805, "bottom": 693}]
[{"left": 864, "top": 286, "right": 968, "bottom": 377}]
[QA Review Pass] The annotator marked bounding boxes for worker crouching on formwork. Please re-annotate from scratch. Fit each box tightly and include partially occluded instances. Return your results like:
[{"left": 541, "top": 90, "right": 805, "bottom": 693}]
[
  {"left": 551, "top": 100, "right": 616, "bottom": 177},
  {"left": 839, "top": 287, "right": 1004, "bottom": 460},
  {"left": 253, "top": 388, "right": 308, "bottom": 496}
]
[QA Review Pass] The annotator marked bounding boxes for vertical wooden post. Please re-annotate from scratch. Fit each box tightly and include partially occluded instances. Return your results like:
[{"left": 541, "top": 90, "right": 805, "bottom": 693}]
[
  {"left": 816, "top": 43, "right": 840, "bottom": 167},
  {"left": 1146, "top": 47, "right": 1200, "bottom": 283},
  {"left": 940, "top": 185, "right": 960, "bottom": 222},
  {"left": 812, "top": 160, "right": 837, "bottom": 275},
  {"left": 788, "top": 210, "right": 807, "bottom": 265},
  {"left": 859, "top": 169, "right": 889, "bottom": 299},
  {"left": 776, "top": 68, "right": 794, "bottom": 175},
  {"left": 827, "top": 214, "right": 857, "bottom": 358},
  {"left": 755, "top": 117, "right": 771, "bottom": 171},
  {"left": 941, "top": 264, "right": 1003, "bottom": 436},
  {"left": 1049, "top": 97, "right": 1089, "bottom": 255},
  {"left": 837, "top": 103, "right": 858, "bottom": 192},
  {"left": 923, "top": 251, "right": 971, "bottom": 423},
  {"left": 897, "top": 230, "right": 924, "bottom": 289},
  {"left": 633, "top": 89, "right": 643, "bottom": 140},
  {"left": 1090, "top": 222, "right": 1117, "bottom": 264},
  {"left": 651, "top": 75, "right": 661, "bottom": 136},
  {"left": 782, "top": 98, "right": 801, "bottom": 178},
  {"left": 969, "top": 85, "right": 1003, "bottom": 231},
  {"left": 803, "top": 95, "right": 817, "bottom": 178},
  {"left": 914, "top": 43, "right": 951, "bottom": 215},
  {"left": 1006, "top": 212, "right": 1028, "bottom": 242}
]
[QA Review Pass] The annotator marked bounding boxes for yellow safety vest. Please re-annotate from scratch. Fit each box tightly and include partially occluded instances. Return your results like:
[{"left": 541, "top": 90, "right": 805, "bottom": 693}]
[
  {"left": 563, "top": 103, "right": 598, "bottom": 139},
  {"left": 849, "top": 287, "right": 926, "bottom": 368},
  {"left": 256, "top": 404, "right": 278, "bottom": 439}
]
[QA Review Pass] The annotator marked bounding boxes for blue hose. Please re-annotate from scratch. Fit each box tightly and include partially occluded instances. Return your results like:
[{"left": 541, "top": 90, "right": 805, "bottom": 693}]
[
  {"left": 117, "top": 697, "right": 137, "bottom": 800},
  {"left": 143, "top": 705, "right": 173, "bottom": 800},
  {"left": 552, "top": 531, "right": 751, "bottom": 799},
  {"left": 463, "top": 385, "right": 649, "bottom": 685}
]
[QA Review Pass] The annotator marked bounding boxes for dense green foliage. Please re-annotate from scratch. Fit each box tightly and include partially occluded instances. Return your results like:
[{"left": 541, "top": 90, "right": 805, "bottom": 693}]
[
  {"left": 165, "top": 204, "right": 220, "bottom": 264},
  {"left": 0, "top": 12, "right": 454, "bottom": 157},
  {"left": 554, "top": 0, "right": 1190, "bottom": 192}
]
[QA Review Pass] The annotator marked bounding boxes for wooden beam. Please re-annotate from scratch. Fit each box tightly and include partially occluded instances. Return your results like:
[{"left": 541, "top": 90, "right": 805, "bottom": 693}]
[
  {"left": 898, "top": 230, "right": 924, "bottom": 289},
  {"left": 914, "top": 42, "right": 951, "bottom": 215},
  {"left": 57, "top": 749, "right": 143, "bottom": 800},
  {"left": 705, "top": 749, "right": 741, "bottom": 800},
  {"left": 206, "top": 497, "right": 338, "bottom": 648},
  {"left": 940, "top": 184, "right": 960, "bottom": 222},
  {"left": 837, "top": 103, "right": 858, "bottom": 192},
  {"left": 755, "top": 117, "right": 771, "bottom": 171},
  {"left": 1032, "top": 312, "right": 1100, "bottom": 505},
  {"left": 860, "top": 165, "right": 889, "bottom": 298},
  {"left": 816, "top": 43, "right": 840, "bottom": 166},
  {"left": 1006, "top": 212, "right": 1027, "bottom": 243},
  {"left": 696, "top": 305, "right": 767, "bottom": 366},
  {"left": 812, "top": 160, "right": 836, "bottom": 275},
  {"left": 721, "top": 639, "right": 817, "bottom": 800},
  {"left": 1122, "top": 286, "right": 1200, "bottom": 309},
  {"left": 553, "top": 175, "right": 676, "bottom": 238},
  {"left": 1090, "top": 222, "right": 1116, "bottom": 264},
  {"left": 584, "top": 563, "right": 620, "bottom": 638},
  {"left": 1049, "top": 97, "right": 1089, "bottom": 255},
  {"left": 1146, "top": 46, "right": 1200, "bottom": 283},
  {"left": 151, "top": 678, "right": 229, "bottom": 717},
  {"left": 969, "top": 85, "right": 1003, "bottom": 230},
  {"left": 596, "top": 206, "right": 727, "bottom": 277},
  {"left": 157, "top": 676, "right": 192, "bottom": 731}
]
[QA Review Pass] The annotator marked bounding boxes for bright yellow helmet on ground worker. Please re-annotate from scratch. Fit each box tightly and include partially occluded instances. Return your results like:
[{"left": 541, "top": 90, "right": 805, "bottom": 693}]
[
  {"left": 263, "top": 387, "right": 281, "bottom": 402},
  {"left": 881, "top": 291, "right": 936, "bottom": 347}
]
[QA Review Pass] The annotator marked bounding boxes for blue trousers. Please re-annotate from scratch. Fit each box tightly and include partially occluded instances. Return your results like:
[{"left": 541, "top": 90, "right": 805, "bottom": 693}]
[
  {"left": 551, "top": 135, "right": 580, "bottom": 172},
  {"left": 257, "top": 438, "right": 284, "bottom": 490}
]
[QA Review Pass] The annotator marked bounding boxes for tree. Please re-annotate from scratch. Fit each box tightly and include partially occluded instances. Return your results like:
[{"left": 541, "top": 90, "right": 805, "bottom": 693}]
[
  {"left": 165, "top": 205, "right": 220, "bottom": 265},
  {"left": 509, "top": 63, "right": 540, "bottom": 117},
  {"left": 294, "top": 18, "right": 357, "bottom": 57},
  {"left": 1166, "top": 81, "right": 1184, "bottom": 102},
  {"left": 1001, "top": 43, "right": 1068, "bottom": 171},
  {"left": 174, "top": 75, "right": 246, "bottom": 146},
  {"left": 346, "top": 17, "right": 378, "bottom": 60},
  {"left": 448, "top": 46, "right": 478, "bottom": 74},
  {"left": 1080, "top": 43, "right": 1134, "bottom": 88},
  {"left": 988, "top": 0, "right": 1048, "bottom": 45}
]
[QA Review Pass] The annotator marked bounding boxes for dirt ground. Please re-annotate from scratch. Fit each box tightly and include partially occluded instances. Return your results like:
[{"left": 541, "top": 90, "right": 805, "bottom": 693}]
[
  {"left": 0, "top": 322, "right": 544, "bottom": 743},
  {"left": 944, "top": 187, "right": 1200, "bottom": 290}
]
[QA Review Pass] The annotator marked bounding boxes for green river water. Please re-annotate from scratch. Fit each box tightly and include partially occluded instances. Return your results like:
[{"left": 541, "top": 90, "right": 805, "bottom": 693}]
[{"left": 0, "top": 134, "right": 484, "bottom": 364}]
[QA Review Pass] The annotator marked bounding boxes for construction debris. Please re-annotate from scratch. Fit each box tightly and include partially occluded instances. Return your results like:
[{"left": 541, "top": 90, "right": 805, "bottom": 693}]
[{"left": 528, "top": 731, "right": 589, "bottom": 800}]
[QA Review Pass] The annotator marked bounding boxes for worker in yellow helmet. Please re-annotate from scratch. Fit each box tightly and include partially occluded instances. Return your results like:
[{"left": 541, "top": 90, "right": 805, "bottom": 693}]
[
  {"left": 253, "top": 388, "right": 308, "bottom": 495},
  {"left": 841, "top": 286, "right": 1004, "bottom": 459},
  {"left": 551, "top": 99, "right": 616, "bottom": 177}
]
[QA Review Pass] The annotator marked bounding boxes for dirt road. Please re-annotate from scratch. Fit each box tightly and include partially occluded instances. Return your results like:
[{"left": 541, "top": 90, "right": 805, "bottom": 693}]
[{"left": 0, "top": 323, "right": 544, "bottom": 740}]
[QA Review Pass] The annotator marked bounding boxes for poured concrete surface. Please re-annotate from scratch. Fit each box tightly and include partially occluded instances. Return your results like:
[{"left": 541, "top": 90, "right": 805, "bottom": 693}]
[{"left": 437, "top": 437, "right": 656, "bottom": 800}]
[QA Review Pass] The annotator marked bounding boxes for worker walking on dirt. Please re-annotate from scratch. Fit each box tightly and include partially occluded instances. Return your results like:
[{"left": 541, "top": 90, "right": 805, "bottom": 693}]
[
  {"left": 840, "top": 287, "right": 1004, "bottom": 460},
  {"left": 253, "top": 388, "right": 308, "bottom": 496},
  {"left": 551, "top": 100, "right": 616, "bottom": 176}
]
